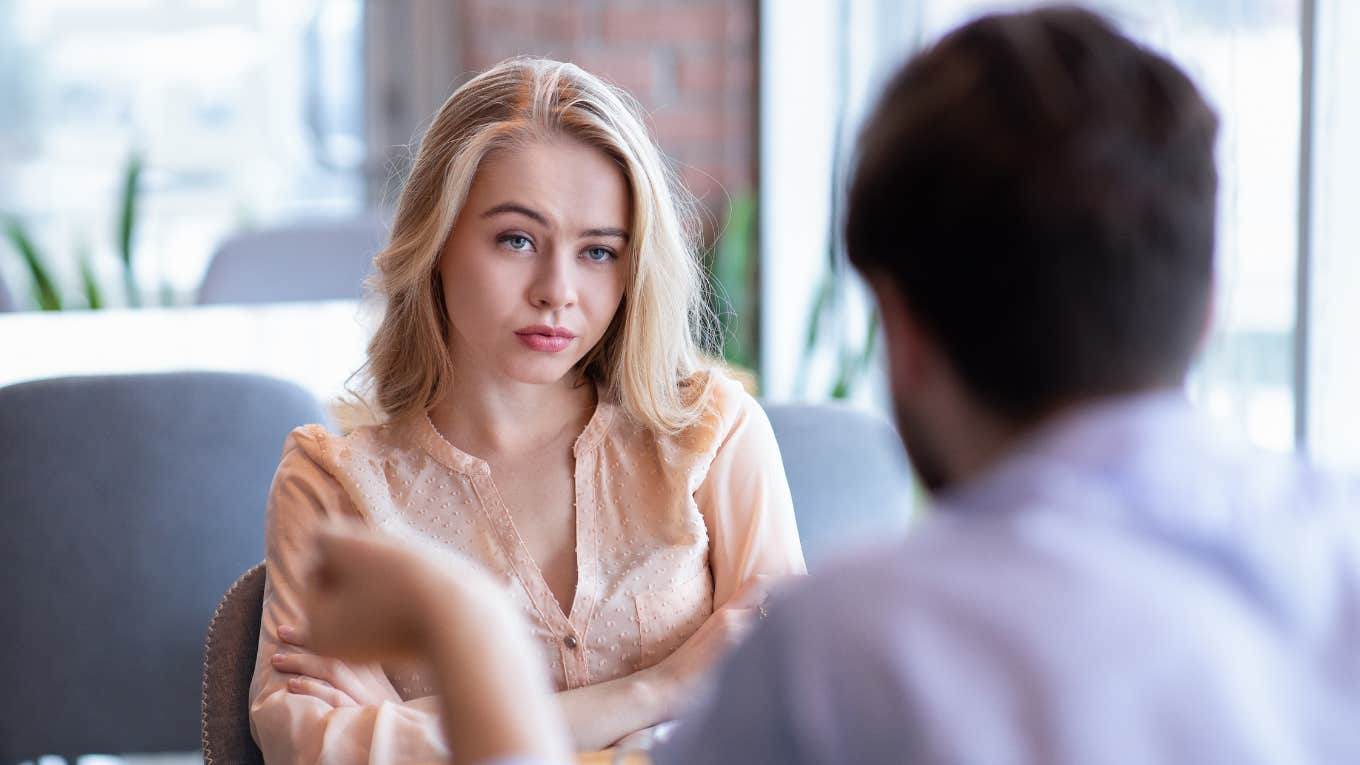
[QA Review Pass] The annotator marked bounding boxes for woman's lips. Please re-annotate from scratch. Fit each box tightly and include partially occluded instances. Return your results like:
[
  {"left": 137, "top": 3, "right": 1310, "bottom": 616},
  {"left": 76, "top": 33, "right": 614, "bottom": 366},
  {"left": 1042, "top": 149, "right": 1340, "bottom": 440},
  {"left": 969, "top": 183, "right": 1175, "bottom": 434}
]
[{"left": 515, "top": 327, "right": 575, "bottom": 353}]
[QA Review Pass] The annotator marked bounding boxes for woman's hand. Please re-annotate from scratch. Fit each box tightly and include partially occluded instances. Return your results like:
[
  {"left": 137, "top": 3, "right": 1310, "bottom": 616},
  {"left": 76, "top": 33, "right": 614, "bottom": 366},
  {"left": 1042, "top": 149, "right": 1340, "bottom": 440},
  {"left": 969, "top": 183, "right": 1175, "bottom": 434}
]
[
  {"left": 643, "top": 574, "right": 779, "bottom": 717},
  {"left": 272, "top": 623, "right": 404, "bottom": 707}
]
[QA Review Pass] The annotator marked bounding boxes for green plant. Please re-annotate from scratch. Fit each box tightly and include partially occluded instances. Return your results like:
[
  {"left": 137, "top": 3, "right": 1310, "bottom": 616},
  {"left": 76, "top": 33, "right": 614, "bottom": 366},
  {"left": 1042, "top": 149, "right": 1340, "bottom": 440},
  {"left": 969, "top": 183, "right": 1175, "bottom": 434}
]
[
  {"left": 2, "top": 216, "right": 62, "bottom": 310},
  {"left": 1, "top": 150, "right": 149, "bottom": 310},
  {"left": 77, "top": 240, "right": 104, "bottom": 309},
  {"left": 704, "top": 186, "right": 878, "bottom": 399},
  {"left": 795, "top": 264, "right": 879, "bottom": 400},
  {"left": 707, "top": 192, "right": 759, "bottom": 373},
  {"left": 790, "top": 0, "right": 881, "bottom": 402},
  {"left": 116, "top": 152, "right": 142, "bottom": 306}
]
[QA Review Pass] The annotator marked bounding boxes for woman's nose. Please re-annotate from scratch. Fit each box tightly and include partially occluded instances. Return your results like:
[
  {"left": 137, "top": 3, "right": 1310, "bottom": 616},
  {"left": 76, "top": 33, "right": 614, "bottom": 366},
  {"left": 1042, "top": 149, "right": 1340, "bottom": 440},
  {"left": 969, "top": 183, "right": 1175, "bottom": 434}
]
[{"left": 528, "top": 251, "right": 577, "bottom": 310}]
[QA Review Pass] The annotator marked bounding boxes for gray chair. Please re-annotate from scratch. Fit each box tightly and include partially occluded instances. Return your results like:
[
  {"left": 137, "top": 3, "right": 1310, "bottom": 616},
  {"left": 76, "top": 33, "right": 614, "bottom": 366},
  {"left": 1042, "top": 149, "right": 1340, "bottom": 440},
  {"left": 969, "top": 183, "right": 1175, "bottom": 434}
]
[
  {"left": 0, "top": 372, "right": 326, "bottom": 763},
  {"left": 197, "top": 215, "right": 388, "bottom": 305},
  {"left": 202, "top": 563, "right": 267, "bottom": 765},
  {"left": 764, "top": 402, "right": 916, "bottom": 568}
]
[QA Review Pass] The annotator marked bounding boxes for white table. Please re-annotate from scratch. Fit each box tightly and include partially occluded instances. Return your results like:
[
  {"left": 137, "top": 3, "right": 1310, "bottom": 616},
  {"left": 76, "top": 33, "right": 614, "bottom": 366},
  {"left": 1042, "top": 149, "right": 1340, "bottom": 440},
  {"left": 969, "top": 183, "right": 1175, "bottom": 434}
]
[{"left": 0, "top": 300, "right": 374, "bottom": 404}]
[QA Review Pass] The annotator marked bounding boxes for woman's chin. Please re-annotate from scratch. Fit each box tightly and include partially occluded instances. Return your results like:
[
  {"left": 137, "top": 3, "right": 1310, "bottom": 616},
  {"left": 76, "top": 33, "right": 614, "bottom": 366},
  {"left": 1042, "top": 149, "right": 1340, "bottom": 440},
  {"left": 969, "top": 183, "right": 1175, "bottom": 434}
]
[{"left": 499, "top": 359, "right": 586, "bottom": 387}]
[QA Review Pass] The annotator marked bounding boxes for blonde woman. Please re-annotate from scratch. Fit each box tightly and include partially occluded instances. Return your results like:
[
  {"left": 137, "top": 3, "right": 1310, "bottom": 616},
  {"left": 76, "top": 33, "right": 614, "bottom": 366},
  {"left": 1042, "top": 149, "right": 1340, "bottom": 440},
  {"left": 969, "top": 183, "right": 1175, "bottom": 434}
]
[{"left": 247, "top": 57, "right": 806, "bottom": 762}]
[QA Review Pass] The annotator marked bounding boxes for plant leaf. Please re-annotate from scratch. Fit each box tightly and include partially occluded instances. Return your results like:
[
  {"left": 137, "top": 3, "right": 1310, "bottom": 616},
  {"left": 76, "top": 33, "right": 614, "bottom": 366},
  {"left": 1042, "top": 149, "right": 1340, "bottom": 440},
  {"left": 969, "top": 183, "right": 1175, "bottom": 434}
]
[
  {"left": 77, "top": 242, "right": 104, "bottom": 309},
  {"left": 117, "top": 151, "right": 142, "bottom": 306},
  {"left": 793, "top": 271, "right": 836, "bottom": 398},
  {"left": 712, "top": 193, "right": 759, "bottom": 370},
  {"left": 829, "top": 304, "right": 880, "bottom": 400},
  {"left": 3, "top": 216, "right": 62, "bottom": 310}
]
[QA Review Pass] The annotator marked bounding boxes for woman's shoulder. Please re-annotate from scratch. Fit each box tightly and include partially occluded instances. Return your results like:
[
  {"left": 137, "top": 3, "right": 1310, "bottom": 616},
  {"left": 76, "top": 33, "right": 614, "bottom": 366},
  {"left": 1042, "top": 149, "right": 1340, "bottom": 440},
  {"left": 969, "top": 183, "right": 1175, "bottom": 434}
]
[
  {"left": 658, "top": 365, "right": 768, "bottom": 453},
  {"left": 688, "top": 365, "right": 763, "bottom": 423},
  {"left": 277, "top": 419, "right": 414, "bottom": 478}
]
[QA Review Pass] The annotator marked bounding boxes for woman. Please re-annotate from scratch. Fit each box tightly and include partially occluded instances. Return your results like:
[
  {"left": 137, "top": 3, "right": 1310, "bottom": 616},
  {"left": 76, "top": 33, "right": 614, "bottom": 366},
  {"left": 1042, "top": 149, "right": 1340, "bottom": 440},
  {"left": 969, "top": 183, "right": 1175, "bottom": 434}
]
[{"left": 248, "top": 57, "right": 805, "bottom": 762}]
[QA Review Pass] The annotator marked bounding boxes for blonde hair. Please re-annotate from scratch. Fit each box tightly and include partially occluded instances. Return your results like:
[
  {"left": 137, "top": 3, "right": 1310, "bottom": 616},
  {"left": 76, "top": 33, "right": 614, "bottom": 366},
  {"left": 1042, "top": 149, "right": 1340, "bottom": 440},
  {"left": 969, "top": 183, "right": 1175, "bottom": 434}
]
[{"left": 351, "top": 57, "right": 715, "bottom": 434}]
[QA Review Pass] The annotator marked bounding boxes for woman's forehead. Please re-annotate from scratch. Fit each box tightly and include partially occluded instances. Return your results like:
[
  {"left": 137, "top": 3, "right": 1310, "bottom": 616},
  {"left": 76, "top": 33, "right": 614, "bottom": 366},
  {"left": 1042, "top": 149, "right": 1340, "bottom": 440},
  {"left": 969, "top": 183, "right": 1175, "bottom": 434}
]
[{"left": 468, "top": 138, "right": 631, "bottom": 233}]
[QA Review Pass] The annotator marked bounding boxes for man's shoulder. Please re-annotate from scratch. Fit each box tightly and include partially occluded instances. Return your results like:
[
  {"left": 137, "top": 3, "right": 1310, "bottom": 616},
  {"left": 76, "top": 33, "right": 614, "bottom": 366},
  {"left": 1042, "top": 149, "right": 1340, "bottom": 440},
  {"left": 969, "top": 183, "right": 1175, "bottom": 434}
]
[
  {"left": 769, "top": 524, "right": 989, "bottom": 641},
  {"left": 769, "top": 501, "right": 1262, "bottom": 660},
  {"left": 775, "top": 474, "right": 1360, "bottom": 682}
]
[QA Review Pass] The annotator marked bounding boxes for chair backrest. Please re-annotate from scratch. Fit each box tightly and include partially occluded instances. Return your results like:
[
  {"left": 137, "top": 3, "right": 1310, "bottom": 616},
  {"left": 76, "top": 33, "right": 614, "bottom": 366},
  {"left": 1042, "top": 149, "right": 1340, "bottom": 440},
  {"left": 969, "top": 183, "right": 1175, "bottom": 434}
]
[
  {"left": 202, "top": 563, "right": 267, "bottom": 765},
  {"left": 764, "top": 402, "right": 916, "bottom": 568},
  {"left": 0, "top": 372, "right": 325, "bottom": 763},
  {"left": 197, "top": 215, "right": 388, "bottom": 305}
]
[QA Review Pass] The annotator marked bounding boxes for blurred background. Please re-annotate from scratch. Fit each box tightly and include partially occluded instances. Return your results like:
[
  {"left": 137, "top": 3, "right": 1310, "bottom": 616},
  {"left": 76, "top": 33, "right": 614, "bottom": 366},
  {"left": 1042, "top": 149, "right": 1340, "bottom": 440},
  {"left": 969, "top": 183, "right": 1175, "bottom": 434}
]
[
  {"left": 1, "top": 0, "right": 1358, "bottom": 469},
  {"left": 3, "top": 2, "right": 1360, "bottom": 764}
]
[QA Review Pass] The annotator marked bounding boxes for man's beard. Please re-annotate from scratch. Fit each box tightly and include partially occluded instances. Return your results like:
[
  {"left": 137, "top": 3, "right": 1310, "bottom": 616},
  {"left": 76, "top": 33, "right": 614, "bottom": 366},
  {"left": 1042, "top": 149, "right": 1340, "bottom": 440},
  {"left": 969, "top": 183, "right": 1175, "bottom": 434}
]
[{"left": 892, "top": 393, "right": 952, "bottom": 494}]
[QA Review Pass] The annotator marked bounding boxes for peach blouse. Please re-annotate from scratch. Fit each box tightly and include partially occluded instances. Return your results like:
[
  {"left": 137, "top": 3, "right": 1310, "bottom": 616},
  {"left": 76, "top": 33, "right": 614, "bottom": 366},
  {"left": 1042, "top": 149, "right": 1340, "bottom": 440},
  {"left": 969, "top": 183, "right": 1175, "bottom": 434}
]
[{"left": 247, "top": 371, "right": 807, "bottom": 764}]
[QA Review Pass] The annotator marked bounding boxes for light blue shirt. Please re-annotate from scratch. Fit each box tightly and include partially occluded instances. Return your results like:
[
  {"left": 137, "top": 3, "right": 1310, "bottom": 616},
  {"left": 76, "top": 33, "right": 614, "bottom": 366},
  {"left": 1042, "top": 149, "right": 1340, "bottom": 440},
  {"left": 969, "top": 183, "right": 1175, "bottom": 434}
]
[{"left": 655, "top": 391, "right": 1360, "bottom": 764}]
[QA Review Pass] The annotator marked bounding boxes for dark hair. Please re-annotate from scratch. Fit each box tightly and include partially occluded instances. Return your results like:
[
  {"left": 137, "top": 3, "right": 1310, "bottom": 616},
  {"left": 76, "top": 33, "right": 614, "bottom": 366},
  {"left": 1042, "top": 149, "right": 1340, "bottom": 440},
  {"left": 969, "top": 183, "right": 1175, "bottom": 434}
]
[{"left": 847, "top": 5, "right": 1219, "bottom": 422}]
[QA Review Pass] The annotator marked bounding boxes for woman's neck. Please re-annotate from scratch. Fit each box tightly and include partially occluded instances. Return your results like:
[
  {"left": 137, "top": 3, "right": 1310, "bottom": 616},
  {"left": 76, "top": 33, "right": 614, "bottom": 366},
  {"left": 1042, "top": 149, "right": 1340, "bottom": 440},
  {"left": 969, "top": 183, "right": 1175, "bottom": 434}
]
[{"left": 428, "top": 371, "right": 597, "bottom": 461}]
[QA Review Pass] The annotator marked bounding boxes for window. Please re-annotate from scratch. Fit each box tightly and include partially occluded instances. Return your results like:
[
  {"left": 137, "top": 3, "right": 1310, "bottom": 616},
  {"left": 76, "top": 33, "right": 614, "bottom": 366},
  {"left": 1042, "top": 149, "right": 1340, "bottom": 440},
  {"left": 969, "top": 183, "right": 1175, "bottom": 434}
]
[
  {"left": 761, "top": 0, "right": 1360, "bottom": 470},
  {"left": 0, "top": 0, "right": 364, "bottom": 306}
]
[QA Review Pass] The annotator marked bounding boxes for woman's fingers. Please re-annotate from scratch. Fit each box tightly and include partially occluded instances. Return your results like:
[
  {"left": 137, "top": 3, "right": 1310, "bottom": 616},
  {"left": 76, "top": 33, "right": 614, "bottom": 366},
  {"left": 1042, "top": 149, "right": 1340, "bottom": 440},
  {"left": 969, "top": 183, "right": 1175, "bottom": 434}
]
[
  {"left": 273, "top": 649, "right": 403, "bottom": 706},
  {"left": 272, "top": 651, "right": 342, "bottom": 682},
  {"left": 286, "top": 675, "right": 358, "bottom": 707},
  {"left": 277, "top": 623, "right": 307, "bottom": 646},
  {"left": 274, "top": 649, "right": 380, "bottom": 707}
]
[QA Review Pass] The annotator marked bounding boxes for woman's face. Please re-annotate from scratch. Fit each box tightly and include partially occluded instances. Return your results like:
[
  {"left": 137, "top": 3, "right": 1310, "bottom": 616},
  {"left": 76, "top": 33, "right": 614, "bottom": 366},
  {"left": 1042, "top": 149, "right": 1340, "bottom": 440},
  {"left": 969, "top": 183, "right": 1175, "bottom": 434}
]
[{"left": 438, "top": 137, "right": 630, "bottom": 388}]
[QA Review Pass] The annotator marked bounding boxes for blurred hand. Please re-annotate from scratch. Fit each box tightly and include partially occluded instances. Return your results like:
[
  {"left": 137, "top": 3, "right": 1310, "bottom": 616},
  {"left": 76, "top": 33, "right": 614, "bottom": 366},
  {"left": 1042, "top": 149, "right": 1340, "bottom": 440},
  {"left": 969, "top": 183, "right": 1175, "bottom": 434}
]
[
  {"left": 300, "top": 525, "right": 484, "bottom": 662},
  {"left": 298, "top": 523, "right": 569, "bottom": 765}
]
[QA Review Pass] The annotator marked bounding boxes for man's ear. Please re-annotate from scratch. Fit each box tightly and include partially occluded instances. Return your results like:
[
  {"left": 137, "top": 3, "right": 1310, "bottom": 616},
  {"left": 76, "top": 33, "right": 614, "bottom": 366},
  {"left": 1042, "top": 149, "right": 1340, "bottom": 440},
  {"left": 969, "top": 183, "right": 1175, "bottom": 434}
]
[{"left": 870, "top": 275, "right": 936, "bottom": 394}]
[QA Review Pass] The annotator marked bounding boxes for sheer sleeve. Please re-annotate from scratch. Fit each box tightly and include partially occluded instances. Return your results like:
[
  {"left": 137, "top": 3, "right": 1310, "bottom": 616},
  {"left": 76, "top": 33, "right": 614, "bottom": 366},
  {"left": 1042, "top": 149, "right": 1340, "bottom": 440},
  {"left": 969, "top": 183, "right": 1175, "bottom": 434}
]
[{"left": 693, "top": 384, "right": 807, "bottom": 609}]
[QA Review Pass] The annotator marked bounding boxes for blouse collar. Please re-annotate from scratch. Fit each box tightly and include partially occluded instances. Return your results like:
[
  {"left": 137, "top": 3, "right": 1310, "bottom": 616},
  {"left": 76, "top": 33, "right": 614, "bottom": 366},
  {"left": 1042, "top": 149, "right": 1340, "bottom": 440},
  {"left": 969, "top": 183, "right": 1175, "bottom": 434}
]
[{"left": 410, "top": 383, "right": 617, "bottom": 476}]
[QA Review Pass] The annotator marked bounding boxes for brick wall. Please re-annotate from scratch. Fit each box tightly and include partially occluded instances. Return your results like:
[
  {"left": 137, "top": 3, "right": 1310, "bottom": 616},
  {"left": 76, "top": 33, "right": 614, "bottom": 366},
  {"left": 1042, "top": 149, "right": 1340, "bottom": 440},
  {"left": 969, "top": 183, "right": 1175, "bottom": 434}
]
[{"left": 455, "top": 0, "right": 758, "bottom": 223}]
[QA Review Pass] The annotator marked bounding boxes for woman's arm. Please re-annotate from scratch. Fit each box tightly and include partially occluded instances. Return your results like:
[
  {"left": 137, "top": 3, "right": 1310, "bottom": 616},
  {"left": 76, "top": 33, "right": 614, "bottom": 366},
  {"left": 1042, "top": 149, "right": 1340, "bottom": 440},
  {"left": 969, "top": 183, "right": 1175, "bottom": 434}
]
[
  {"left": 283, "top": 578, "right": 771, "bottom": 752},
  {"left": 249, "top": 430, "right": 449, "bottom": 764},
  {"left": 259, "top": 431, "right": 752, "bottom": 754},
  {"left": 304, "top": 527, "right": 571, "bottom": 765},
  {"left": 551, "top": 670, "right": 666, "bottom": 750},
  {"left": 299, "top": 532, "right": 787, "bottom": 765},
  {"left": 552, "top": 381, "right": 806, "bottom": 748},
  {"left": 296, "top": 516, "right": 777, "bottom": 761},
  {"left": 696, "top": 383, "right": 808, "bottom": 607},
  {"left": 550, "top": 572, "right": 772, "bottom": 750},
  {"left": 553, "top": 379, "right": 804, "bottom": 750}
]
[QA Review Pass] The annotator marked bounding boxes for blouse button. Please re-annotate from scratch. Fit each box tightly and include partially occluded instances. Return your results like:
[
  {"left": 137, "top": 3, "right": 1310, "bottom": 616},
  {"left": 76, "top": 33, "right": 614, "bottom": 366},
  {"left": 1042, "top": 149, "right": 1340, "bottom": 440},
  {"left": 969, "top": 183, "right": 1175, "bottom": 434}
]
[{"left": 563, "top": 635, "right": 579, "bottom": 649}]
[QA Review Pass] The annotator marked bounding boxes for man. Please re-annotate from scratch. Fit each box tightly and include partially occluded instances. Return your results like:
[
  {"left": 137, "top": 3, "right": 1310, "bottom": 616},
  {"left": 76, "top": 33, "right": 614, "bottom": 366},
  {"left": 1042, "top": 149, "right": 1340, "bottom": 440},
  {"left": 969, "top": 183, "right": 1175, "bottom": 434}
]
[{"left": 303, "top": 6, "right": 1360, "bottom": 764}]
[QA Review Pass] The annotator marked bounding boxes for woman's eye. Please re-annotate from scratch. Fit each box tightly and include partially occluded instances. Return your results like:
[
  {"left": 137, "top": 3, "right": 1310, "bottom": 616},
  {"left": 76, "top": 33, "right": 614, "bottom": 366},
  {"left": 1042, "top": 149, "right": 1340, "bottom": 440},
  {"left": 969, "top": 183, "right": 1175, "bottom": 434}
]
[
  {"left": 500, "top": 234, "right": 533, "bottom": 251},
  {"left": 584, "top": 246, "right": 615, "bottom": 263}
]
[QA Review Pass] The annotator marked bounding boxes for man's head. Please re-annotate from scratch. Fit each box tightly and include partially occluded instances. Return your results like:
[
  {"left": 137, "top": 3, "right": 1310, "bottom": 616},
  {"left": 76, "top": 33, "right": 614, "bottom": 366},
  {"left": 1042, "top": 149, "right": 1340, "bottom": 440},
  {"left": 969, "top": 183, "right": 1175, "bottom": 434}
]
[{"left": 847, "top": 6, "right": 1219, "bottom": 490}]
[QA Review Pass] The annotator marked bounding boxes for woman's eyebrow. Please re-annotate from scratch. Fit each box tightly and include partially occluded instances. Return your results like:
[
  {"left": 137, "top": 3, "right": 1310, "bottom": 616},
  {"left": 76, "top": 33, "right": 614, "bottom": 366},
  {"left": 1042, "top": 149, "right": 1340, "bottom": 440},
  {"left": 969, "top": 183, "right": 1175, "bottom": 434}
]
[
  {"left": 582, "top": 227, "right": 628, "bottom": 240},
  {"left": 481, "top": 202, "right": 548, "bottom": 225},
  {"left": 482, "top": 202, "right": 628, "bottom": 240}
]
